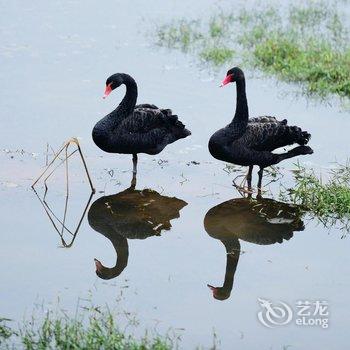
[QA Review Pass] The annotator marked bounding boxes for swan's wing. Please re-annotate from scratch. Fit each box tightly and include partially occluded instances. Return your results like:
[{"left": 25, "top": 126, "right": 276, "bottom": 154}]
[
  {"left": 136, "top": 104, "right": 173, "bottom": 117},
  {"left": 248, "top": 116, "right": 287, "bottom": 124},
  {"left": 135, "top": 103, "right": 159, "bottom": 110},
  {"left": 128, "top": 107, "right": 172, "bottom": 131},
  {"left": 243, "top": 121, "right": 311, "bottom": 151},
  {"left": 117, "top": 107, "right": 178, "bottom": 152}
]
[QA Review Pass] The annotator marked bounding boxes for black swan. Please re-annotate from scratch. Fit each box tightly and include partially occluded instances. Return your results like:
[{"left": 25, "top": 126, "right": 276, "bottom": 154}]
[
  {"left": 204, "top": 197, "right": 305, "bottom": 300},
  {"left": 92, "top": 73, "right": 191, "bottom": 186},
  {"left": 209, "top": 67, "right": 313, "bottom": 194},
  {"left": 88, "top": 187, "right": 187, "bottom": 280}
]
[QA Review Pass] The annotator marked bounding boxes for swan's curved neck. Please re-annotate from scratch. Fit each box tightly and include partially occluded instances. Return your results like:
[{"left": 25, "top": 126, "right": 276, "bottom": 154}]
[
  {"left": 222, "top": 254, "right": 238, "bottom": 291},
  {"left": 114, "top": 74, "right": 138, "bottom": 119},
  {"left": 232, "top": 78, "right": 248, "bottom": 124},
  {"left": 97, "top": 235, "right": 129, "bottom": 280},
  {"left": 221, "top": 239, "right": 240, "bottom": 291}
]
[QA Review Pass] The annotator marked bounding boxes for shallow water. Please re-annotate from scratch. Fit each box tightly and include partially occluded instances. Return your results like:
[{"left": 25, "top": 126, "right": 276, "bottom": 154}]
[{"left": 1, "top": 1, "right": 350, "bottom": 349}]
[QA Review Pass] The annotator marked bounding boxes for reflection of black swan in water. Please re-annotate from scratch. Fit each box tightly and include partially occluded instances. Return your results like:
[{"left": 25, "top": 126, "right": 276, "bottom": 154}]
[
  {"left": 209, "top": 67, "right": 313, "bottom": 193},
  {"left": 88, "top": 187, "right": 187, "bottom": 280},
  {"left": 204, "top": 197, "right": 305, "bottom": 300},
  {"left": 92, "top": 73, "right": 191, "bottom": 186}
]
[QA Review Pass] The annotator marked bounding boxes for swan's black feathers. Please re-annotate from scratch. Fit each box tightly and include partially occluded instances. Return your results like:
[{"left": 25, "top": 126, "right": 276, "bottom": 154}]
[
  {"left": 209, "top": 67, "right": 313, "bottom": 169},
  {"left": 116, "top": 105, "right": 190, "bottom": 154},
  {"left": 135, "top": 103, "right": 159, "bottom": 110},
  {"left": 243, "top": 116, "right": 311, "bottom": 151},
  {"left": 248, "top": 116, "right": 286, "bottom": 124},
  {"left": 93, "top": 73, "right": 191, "bottom": 156}
]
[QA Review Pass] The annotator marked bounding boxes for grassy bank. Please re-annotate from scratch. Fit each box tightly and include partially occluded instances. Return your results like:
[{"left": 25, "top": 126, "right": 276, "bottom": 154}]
[
  {"left": 155, "top": 1, "right": 350, "bottom": 98},
  {"left": 0, "top": 309, "right": 174, "bottom": 350},
  {"left": 283, "top": 162, "right": 350, "bottom": 233}
]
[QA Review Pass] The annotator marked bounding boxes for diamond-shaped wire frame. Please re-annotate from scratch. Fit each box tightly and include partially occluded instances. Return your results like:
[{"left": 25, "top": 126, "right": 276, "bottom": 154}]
[
  {"left": 33, "top": 189, "right": 94, "bottom": 247},
  {"left": 32, "top": 138, "right": 95, "bottom": 247}
]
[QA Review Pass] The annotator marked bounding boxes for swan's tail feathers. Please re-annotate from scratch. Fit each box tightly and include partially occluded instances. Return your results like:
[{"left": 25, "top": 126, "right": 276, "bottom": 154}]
[
  {"left": 181, "top": 127, "right": 192, "bottom": 137},
  {"left": 161, "top": 108, "right": 173, "bottom": 116},
  {"left": 160, "top": 109, "right": 191, "bottom": 140},
  {"left": 278, "top": 145, "right": 314, "bottom": 162},
  {"left": 167, "top": 114, "right": 179, "bottom": 124},
  {"left": 299, "top": 145, "right": 313, "bottom": 155},
  {"left": 285, "top": 126, "right": 311, "bottom": 146},
  {"left": 173, "top": 117, "right": 191, "bottom": 138},
  {"left": 164, "top": 114, "right": 191, "bottom": 139}
]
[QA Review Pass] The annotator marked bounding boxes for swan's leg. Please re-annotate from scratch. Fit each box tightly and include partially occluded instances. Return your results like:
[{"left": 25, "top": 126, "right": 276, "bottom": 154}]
[
  {"left": 233, "top": 166, "right": 254, "bottom": 195},
  {"left": 132, "top": 153, "right": 138, "bottom": 174},
  {"left": 257, "top": 167, "right": 264, "bottom": 198},
  {"left": 130, "top": 153, "right": 137, "bottom": 189},
  {"left": 130, "top": 173, "right": 136, "bottom": 190},
  {"left": 247, "top": 165, "right": 253, "bottom": 190}
]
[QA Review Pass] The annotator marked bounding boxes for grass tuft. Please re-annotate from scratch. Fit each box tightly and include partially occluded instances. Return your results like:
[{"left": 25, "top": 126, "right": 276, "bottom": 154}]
[
  {"left": 283, "top": 162, "right": 350, "bottom": 232},
  {"left": 0, "top": 318, "right": 17, "bottom": 345},
  {"left": 0, "top": 309, "right": 173, "bottom": 350},
  {"left": 156, "top": 20, "right": 202, "bottom": 51},
  {"left": 200, "top": 46, "right": 235, "bottom": 65},
  {"left": 253, "top": 37, "right": 350, "bottom": 97}
]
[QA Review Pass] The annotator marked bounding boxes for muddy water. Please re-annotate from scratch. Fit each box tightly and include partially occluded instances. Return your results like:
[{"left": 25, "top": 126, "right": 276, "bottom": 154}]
[{"left": 1, "top": 1, "right": 350, "bottom": 349}]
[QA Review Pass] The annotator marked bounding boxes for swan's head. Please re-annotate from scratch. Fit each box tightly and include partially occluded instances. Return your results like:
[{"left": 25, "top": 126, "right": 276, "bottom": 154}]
[
  {"left": 220, "top": 67, "right": 245, "bottom": 87},
  {"left": 207, "top": 284, "right": 231, "bottom": 300},
  {"left": 94, "top": 258, "right": 118, "bottom": 280},
  {"left": 103, "top": 73, "right": 124, "bottom": 99}
]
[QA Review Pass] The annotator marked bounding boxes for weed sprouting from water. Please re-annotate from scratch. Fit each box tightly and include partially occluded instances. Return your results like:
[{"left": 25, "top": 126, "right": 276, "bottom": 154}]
[
  {"left": 199, "top": 46, "right": 235, "bottom": 66},
  {"left": 154, "top": 0, "right": 350, "bottom": 98},
  {"left": 253, "top": 37, "right": 350, "bottom": 97},
  {"left": 156, "top": 20, "right": 202, "bottom": 51},
  {"left": 0, "top": 318, "right": 17, "bottom": 345},
  {"left": 282, "top": 162, "right": 350, "bottom": 233}
]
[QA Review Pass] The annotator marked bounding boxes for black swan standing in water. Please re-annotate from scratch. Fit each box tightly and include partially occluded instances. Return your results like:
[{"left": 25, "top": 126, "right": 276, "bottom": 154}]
[
  {"left": 209, "top": 67, "right": 313, "bottom": 194},
  {"left": 92, "top": 73, "right": 191, "bottom": 187}
]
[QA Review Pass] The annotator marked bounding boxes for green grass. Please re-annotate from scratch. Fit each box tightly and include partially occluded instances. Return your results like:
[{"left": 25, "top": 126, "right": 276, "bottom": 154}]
[
  {"left": 0, "top": 318, "right": 16, "bottom": 346},
  {"left": 253, "top": 37, "right": 350, "bottom": 97},
  {"left": 154, "top": 0, "right": 350, "bottom": 98},
  {"left": 156, "top": 20, "right": 202, "bottom": 51},
  {"left": 283, "top": 162, "right": 350, "bottom": 231},
  {"left": 0, "top": 310, "right": 174, "bottom": 350},
  {"left": 199, "top": 46, "right": 235, "bottom": 66}
]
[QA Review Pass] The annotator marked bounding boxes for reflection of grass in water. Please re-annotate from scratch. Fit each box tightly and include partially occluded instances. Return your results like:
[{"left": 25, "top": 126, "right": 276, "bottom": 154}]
[
  {"left": 155, "top": 1, "right": 350, "bottom": 98},
  {"left": 283, "top": 162, "right": 350, "bottom": 233},
  {"left": 0, "top": 309, "right": 174, "bottom": 350}
]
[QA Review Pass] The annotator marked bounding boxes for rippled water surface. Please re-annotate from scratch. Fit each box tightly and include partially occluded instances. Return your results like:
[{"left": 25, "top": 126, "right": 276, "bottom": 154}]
[{"left": 1, "top": 1, "right": 350, "bottom": 349}]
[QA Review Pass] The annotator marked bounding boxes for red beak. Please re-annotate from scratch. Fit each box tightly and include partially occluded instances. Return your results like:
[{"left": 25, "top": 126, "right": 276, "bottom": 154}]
[
  {"left": 103, "top": 83, "right": 113, "bottom": 99},
  {"left": 207, "top": 284, "right": 216, "bottom": 291},
  {"left": 94, "top": 258, "right": 103, "bottom": 272},
  {"left": 220, "top": 74, "right": 233, "bottom": 87}
]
